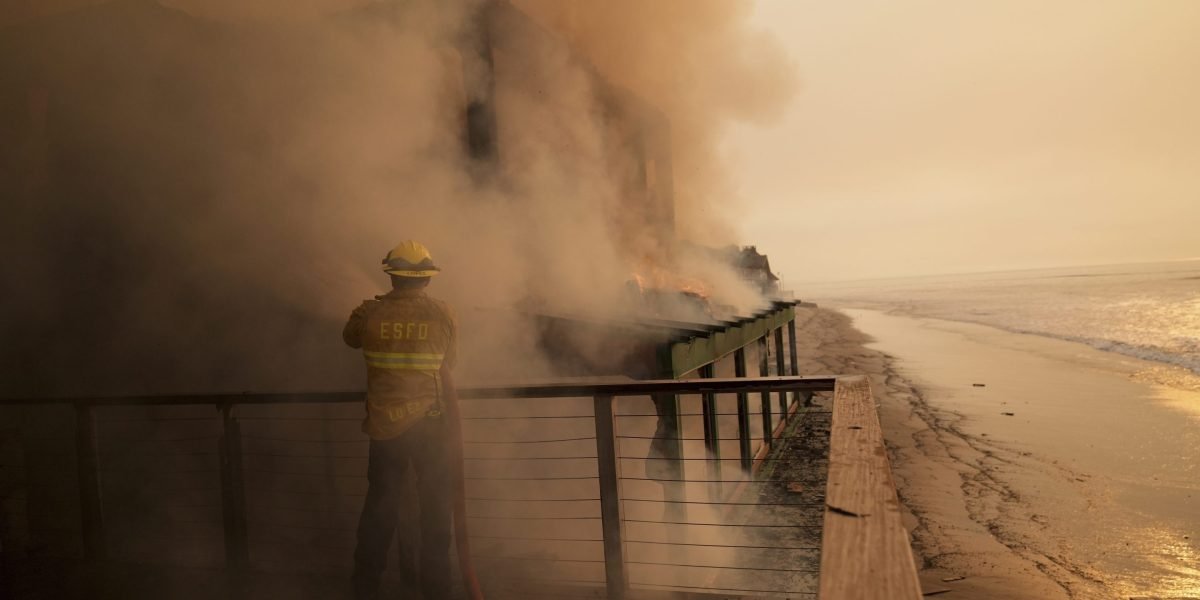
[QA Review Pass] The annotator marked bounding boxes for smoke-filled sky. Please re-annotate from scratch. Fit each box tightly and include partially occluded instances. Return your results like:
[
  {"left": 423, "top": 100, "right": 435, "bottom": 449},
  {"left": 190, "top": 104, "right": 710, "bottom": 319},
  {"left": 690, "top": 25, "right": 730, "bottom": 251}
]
[
  {"left": 729, "top": 0, "right": 1200, "bottom": 283},
  {"left": 2, "top": 0, "right": 793, "bottom": 394},
  {"left": 4, "top": 0, "right": 1197, "bottom": 288}
]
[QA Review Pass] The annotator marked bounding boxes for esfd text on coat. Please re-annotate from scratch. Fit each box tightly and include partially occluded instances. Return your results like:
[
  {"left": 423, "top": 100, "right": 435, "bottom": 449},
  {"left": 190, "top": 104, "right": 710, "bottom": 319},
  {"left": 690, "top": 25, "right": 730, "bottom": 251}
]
[{"left": 379, "top": 322, "right": 430, "bottom": 340}]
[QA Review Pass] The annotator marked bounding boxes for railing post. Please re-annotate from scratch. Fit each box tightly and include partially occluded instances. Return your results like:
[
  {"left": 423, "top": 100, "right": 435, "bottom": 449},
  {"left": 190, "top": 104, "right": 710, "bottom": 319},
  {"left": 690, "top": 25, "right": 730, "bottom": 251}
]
[
  {"left": 698, "top": 364, "right": 721, "bottom": 499},
  {"left": 774, "top": 327, "right": 788, "bottom": 420},
  {"left": 788, "top": 318, "right": 807, "bottom": 406},
  {"left": 649, "top": 392, "right": 687, "bottom": 527},
  {"left": 593, "top": 394, "right": 626, "bottom": 599},
  {"left": 734, "top": 348, "right": 752, "bottom": 472},
  {"left": 758, "top": 337, "right": 773, "bottom": 449},
  {"left": 653, "top": 345, "right": 687, "bottom": 525},
  {"left": 74, "top": 402, "right": 105, "bottom": 560},
  {"left": 219, "top": 404, "right": 249, "bottom": 571}
]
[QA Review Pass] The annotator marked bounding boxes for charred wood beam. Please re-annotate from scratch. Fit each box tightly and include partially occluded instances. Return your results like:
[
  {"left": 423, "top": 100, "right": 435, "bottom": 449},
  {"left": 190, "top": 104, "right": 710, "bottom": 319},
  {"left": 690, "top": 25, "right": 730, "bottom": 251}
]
[{"left": 667, "top": 303, "right": 798, "bottom": 378}]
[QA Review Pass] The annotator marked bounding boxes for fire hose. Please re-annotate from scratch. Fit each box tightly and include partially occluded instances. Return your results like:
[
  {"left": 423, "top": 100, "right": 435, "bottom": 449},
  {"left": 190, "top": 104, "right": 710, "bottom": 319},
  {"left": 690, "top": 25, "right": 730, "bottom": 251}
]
[{"left": 445, "top": 383, "right": 485, "bottom": 600}]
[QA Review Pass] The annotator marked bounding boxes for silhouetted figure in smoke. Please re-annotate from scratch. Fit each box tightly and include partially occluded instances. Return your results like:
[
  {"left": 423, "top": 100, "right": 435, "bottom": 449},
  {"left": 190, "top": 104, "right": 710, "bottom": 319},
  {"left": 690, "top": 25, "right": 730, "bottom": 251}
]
[{"left": 343, "top": 241, "right": 475, "bottom": 600}]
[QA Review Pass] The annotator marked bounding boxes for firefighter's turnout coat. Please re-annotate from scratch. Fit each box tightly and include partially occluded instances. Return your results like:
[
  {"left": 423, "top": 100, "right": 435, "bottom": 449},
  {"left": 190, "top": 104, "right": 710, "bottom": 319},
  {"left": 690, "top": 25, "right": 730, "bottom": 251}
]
[{"left": 342, "top": 287, "right": 457, "bottom": 440}]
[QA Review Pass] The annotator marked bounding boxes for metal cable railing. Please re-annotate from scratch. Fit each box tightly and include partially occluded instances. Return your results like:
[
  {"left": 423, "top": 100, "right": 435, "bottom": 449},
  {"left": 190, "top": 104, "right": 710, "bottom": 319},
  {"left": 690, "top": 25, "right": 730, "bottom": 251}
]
[
  {"left": 620, "top": 391, "right": 832, "bottom": 598},
  {"left": 0, "top": 376, "right": 833, "bottom": 599},
  {"left": 0, "top": 302, "right": 842, "bottom": 598}
]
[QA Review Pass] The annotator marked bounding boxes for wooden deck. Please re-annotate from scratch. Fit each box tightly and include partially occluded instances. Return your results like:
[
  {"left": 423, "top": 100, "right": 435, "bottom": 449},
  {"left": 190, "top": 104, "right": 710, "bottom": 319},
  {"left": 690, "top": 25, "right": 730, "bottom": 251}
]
[{"left": 818, "top": 376, "right": 922, "bottom": 599}]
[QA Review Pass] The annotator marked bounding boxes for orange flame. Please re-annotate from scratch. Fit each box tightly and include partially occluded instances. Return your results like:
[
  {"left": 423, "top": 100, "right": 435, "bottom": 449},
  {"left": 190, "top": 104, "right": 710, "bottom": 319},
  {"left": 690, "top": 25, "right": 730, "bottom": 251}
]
[{"left": 630, "top": 263, "right": 709, "bottom": 299}]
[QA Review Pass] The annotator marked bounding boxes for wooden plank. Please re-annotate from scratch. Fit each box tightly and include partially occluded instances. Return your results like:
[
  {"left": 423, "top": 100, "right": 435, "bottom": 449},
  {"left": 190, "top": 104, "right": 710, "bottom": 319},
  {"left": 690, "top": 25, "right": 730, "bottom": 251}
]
[
  {"left": 733, "top": 348, "right": 752, "bottom": 472},
  {"left": 667, "top": 305, "right": 796, "bottom": 378},
  {"left": 819, "top": 376, "right": 921, "bottom": 600},
  {"left": 757, "top": 337, "right": 773, "bottom": 452},
  {"left": 773, "top": 327, "right": 788, "bottom": 418},
  {"left": 698, "top": 364, "right": 721, "bottom": 499},
  {"left": 788, "top": 319, "right": 805, "bottom": 406}
]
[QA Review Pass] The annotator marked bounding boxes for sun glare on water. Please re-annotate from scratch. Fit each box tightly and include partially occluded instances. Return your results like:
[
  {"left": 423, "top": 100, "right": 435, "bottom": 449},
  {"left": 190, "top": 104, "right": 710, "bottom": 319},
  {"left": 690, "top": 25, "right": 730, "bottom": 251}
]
[{"left": 1127, "top": 528, "right": 1200, "bottom": 598}]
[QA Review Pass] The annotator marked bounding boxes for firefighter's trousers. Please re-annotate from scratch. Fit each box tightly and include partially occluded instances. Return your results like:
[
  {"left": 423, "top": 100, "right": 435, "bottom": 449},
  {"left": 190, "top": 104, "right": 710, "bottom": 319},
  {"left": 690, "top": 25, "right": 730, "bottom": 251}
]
[{"left": 353, "top": 416, "right": 452, "bottom": 599}]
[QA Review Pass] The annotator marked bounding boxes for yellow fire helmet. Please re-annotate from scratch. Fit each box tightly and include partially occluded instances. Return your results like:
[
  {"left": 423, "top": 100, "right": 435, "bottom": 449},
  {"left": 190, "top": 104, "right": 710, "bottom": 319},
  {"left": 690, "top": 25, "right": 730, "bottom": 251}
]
[{"left": 381, "top": 240, "right": 441, "bottom": 277}]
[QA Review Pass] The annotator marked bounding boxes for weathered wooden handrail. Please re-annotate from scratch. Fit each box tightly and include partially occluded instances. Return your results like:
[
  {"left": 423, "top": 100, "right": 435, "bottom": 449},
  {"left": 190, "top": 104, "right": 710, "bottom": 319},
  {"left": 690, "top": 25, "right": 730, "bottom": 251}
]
[{"left": 819, "top": 376, "right": 922, "bottom": 599}]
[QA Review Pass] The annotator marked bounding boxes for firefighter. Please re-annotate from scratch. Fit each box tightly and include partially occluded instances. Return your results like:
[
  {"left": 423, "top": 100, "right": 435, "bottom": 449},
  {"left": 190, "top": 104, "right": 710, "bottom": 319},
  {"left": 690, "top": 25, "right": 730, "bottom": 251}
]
[{"left": 343, "top": 240, "right": 461, "bottom": 600}]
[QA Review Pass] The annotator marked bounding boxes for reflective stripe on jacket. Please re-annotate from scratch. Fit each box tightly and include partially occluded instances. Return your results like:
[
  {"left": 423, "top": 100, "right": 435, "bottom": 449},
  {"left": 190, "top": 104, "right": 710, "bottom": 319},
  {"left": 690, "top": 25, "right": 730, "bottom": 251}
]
[{"left": 343, "top": 288, "right": 457, "bottom": 440}]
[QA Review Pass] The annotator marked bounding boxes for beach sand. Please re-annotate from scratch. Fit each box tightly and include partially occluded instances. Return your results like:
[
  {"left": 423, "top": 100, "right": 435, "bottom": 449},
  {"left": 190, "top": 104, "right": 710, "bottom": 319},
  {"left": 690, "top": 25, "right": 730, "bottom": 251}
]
[{"left": 792, "top": 307, "right": 1200, "bottom": 600}]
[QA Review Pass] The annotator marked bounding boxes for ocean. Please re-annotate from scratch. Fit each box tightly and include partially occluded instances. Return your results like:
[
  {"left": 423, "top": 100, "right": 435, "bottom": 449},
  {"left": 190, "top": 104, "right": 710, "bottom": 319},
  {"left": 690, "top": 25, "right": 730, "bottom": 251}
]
[
  {"left": 800, "top": 260, "right": 1200, "bottom": 387},
  {"left": 802, "top": 261, "right": 1200, "bottom": 597}
]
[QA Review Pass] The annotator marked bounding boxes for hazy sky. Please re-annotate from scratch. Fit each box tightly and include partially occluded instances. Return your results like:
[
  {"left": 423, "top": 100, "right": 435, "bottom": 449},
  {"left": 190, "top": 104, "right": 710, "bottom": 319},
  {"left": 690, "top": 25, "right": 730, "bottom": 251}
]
[
  {"left": 6, "top": 1, "right": 1197, "bottom": 285},
  {"left": 727, "top": 0, "right": 1200, "bottom": 283}
]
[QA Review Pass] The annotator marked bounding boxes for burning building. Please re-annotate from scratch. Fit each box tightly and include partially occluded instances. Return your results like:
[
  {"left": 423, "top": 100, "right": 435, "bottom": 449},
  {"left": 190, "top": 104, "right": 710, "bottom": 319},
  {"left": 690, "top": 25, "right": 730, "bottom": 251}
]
[
  {"left": 0, "top": 0, "right": 778, "bottom": 396},
  {"left": 736, "top": 245, "right": 781, "bottom": 295},
  {"left": 0, "top": 1, "right": 805, "bottom": 595}
]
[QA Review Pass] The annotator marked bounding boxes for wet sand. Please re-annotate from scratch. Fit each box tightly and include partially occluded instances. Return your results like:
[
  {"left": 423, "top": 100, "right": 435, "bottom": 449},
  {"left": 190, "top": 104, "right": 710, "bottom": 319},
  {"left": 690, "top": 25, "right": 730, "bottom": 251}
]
[{"left": 793, "top": 308, "right": 1200, "bottom": 600}]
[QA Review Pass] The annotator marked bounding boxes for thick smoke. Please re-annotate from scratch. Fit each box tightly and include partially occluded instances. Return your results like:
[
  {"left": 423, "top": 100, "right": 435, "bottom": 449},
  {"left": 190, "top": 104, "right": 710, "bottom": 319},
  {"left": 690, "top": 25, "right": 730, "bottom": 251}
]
[
  {"left": 0, "top": 1, "right": 801, "bottom": 590},
  {"left": 0, "top": 0, "right": 796, "bottom": 391},
  {"left": 512, "top": 0, "right": 798, "bottom": 240}
]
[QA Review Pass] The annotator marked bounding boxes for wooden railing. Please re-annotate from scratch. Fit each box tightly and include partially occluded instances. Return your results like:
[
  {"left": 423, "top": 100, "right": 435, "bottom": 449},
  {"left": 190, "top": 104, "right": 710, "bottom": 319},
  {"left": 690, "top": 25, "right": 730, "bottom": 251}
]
[{"left": 820, "top": 376, "right": 922, "bottom": 599}]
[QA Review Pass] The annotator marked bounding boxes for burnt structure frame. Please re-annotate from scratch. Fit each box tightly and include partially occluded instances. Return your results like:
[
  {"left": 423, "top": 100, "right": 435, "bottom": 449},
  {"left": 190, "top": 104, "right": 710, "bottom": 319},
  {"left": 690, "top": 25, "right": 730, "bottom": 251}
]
[{"left": 651, "top": 301, "right": 806, "bottom": 505}]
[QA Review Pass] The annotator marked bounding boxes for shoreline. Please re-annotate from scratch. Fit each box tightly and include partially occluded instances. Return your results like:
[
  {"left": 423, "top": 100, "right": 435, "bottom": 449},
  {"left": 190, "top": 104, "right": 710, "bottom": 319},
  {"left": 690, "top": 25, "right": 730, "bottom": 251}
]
[
  {"left": 793, "top": 307, "right": 1200, "bottom": 599},
  {"left": 828, "top": 301, "right": 1200, "bottom": 387},
  {"left": 792, "top": 308, "right": 1070, "bottom": 598}
]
